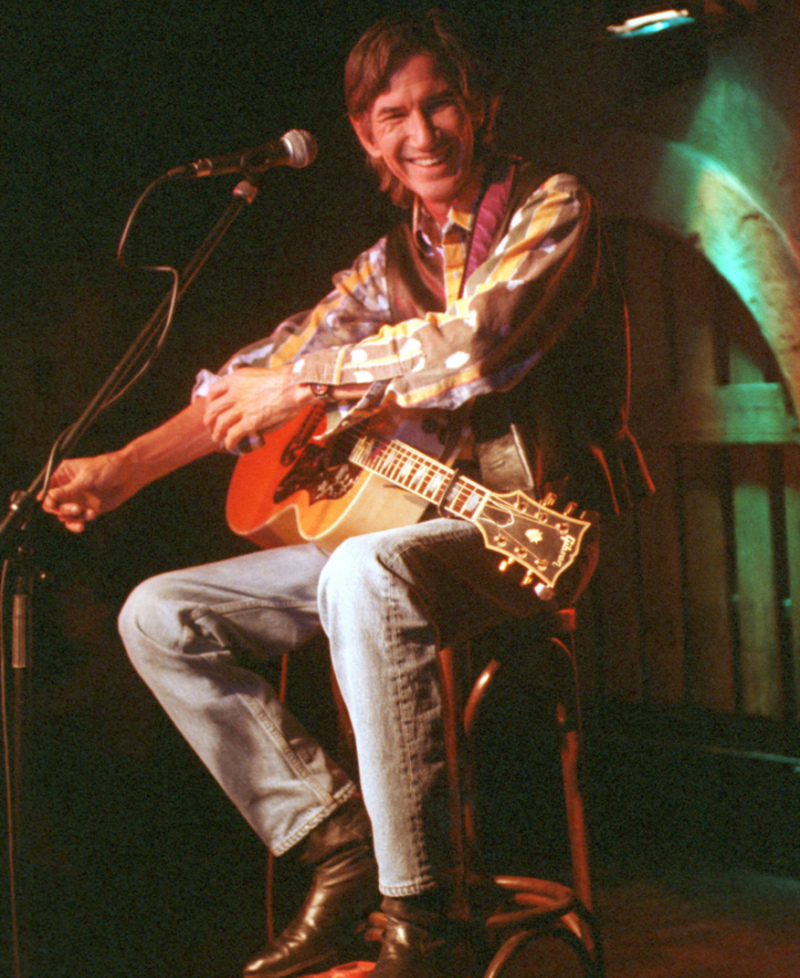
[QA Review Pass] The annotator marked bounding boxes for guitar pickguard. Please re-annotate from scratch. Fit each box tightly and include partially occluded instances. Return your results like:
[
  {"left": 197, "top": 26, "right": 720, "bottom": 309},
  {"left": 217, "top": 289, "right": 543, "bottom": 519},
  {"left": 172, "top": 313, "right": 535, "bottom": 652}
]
[{"left": 274, "top": 443, "right": 361, "bottom": 504}]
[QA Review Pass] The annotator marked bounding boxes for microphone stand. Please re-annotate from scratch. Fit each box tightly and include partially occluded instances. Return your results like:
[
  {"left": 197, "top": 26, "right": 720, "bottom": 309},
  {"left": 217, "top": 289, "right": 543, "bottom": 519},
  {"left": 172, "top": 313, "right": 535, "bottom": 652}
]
[{"left": 0, "top": 174, "right": 262, "bottom": 978}]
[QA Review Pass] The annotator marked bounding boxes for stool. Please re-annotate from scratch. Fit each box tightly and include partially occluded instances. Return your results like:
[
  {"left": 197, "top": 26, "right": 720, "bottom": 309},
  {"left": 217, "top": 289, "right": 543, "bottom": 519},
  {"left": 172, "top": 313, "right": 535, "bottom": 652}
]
[{"left": 438, "top": 607, "right": 604, "bottom": 978}]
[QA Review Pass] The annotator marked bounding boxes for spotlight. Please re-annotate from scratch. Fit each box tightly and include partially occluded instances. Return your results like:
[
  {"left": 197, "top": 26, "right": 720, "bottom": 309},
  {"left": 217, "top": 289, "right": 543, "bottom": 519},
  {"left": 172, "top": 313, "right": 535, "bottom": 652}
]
[
  {"left": 606, "top": 7, "right": 696, "bottom": 37},
  {"left": 603, "top": 2, "right": 701, "bottom": 39}
]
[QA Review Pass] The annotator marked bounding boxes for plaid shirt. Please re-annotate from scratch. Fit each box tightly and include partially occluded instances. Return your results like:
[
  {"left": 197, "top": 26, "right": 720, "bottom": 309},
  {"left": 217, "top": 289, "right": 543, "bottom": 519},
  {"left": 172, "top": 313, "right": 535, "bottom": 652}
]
[{"left": 193, "top": 162, "right": 593, "bottom": 450}]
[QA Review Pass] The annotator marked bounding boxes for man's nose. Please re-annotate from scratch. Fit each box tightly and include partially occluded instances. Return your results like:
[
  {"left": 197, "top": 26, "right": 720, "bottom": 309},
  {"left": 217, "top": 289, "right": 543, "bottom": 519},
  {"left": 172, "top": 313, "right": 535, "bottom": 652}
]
[{"left": 407, "top": 109, "right": 438, "bottom": 146}]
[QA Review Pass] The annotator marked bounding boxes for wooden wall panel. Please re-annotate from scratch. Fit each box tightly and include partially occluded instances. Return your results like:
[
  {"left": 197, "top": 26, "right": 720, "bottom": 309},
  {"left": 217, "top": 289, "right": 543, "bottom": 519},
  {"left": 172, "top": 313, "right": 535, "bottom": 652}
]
[
  {"left": 636, "top": 447, "right": 685, "bottom": 705},
  {"left": 588, "top": 219, "right": 800, "bottom": 744},
  {"left": 730, "top": 446, "right": 782, "bottom": 718},
  {"left": 593, "top": 225, "right": 665, "bottom": 702},
  {"left": 670, "top": 234, "right": 719, "bottom": 391},
  {"left": 587, "top": 510, "right": 643, "bottom": 701},
  {"left": 679, "top": 445, "right": 736, "bottom": 713},
  {"left": 782, "top": 448, "right": 800, "bottom": 724}
]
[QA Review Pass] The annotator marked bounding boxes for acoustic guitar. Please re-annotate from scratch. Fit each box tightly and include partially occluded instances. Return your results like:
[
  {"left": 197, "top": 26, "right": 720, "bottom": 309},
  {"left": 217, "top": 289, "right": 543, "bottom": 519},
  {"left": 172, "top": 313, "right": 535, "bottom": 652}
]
[{"left": 226, "top": 405, "right": 593, "bottom": 597}]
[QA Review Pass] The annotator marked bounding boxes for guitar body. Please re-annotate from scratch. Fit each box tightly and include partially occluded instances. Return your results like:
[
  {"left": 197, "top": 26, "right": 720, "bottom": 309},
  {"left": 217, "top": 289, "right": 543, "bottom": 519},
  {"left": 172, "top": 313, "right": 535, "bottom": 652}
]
[{"left": 226, "top": 408, "right": 438, "bottom": 552}]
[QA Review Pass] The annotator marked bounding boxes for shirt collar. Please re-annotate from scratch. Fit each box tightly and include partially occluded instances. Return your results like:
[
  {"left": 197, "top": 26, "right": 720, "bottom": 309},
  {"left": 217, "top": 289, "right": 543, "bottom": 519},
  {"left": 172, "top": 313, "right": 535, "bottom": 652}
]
[{"left": 412, "top": 162, "right": 486, "bottom": 253}]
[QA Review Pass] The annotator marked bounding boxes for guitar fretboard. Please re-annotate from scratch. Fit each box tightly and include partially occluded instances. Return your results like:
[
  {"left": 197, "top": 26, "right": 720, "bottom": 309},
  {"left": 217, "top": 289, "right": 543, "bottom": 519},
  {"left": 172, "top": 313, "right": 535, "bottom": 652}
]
[{"left": 349, "top": 433, "right": 488, "bottom": 519}]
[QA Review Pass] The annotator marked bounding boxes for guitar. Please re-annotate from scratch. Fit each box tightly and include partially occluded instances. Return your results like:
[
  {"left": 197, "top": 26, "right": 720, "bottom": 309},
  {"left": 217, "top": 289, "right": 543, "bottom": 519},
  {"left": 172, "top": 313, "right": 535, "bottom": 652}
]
[{"left": 226, "top": 405, "right": 594, "bottom": 597}]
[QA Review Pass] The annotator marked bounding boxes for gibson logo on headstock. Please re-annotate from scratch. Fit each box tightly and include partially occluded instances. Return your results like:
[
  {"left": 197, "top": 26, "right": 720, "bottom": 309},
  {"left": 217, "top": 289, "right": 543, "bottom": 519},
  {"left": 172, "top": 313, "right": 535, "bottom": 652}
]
[{"left": 554, "top": 533, "right": 577, "bottom": 568}]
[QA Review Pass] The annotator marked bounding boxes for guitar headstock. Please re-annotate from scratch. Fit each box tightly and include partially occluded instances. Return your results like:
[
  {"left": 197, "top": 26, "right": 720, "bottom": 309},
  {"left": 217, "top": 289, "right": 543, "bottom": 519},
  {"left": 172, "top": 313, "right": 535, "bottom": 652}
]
[{"left": 471, "top": 490, "right": 595, "bottom": 597}]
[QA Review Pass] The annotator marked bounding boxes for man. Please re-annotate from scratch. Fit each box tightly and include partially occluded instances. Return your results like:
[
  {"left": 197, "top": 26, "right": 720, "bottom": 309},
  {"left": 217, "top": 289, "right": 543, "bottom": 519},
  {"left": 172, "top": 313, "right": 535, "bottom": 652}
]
[{"left": 43, "top": 10, "right": 651, "bottom": 978}]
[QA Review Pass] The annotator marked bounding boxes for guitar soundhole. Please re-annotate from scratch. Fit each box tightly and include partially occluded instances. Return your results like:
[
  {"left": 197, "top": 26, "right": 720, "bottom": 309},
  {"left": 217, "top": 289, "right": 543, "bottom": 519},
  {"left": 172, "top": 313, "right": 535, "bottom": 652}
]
[{"left": 274, "top": 444, "right": 360, "bottom": 504}]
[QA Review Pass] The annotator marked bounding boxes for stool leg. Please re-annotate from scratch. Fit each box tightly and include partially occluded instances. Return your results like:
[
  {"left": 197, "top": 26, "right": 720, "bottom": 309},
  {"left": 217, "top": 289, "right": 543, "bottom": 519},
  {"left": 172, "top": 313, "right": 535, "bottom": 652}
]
[
  {"left": 443, "top": 628, "right": 605, "bottom": 977},
  {"left": 438, "top": 645, "right": 469, "bottom": 916},
  {"left": 561, "top": 724, "right": 593, "bottom": 913}
]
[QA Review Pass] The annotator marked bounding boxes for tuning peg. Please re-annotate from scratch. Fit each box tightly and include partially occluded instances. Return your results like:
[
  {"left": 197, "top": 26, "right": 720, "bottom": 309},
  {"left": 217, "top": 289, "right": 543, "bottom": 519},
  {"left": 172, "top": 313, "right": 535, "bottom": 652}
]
[
  {"left": 542, "top": 492, "right": 558, "bottom": 507},
  {"left": 498, "top": 558, "right": 515, "bottom": 573},
  {"left": 563, "top": 501, "right": 578, "bottom": 515},
  {"left": 534, "top": 583, "right": 556, "bottom": 601}
]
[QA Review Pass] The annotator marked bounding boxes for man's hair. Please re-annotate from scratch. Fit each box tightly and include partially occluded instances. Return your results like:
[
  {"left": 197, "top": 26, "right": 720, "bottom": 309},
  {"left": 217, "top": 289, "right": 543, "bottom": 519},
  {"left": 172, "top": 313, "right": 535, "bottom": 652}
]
[{"left": 345, "top": 9, "right": 500, "bottom": 207}]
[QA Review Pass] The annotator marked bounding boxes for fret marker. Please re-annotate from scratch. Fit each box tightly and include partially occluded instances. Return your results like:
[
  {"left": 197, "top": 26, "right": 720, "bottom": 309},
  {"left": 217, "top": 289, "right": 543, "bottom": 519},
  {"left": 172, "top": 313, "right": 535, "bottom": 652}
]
[{"left": 463, "top": 492, "right": 480, "bottom": 514}]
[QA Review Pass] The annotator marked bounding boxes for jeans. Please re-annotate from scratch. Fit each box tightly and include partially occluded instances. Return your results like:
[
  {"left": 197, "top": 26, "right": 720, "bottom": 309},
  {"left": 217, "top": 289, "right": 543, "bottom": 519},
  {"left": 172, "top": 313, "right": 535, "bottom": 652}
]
[{"left": 118, "top": 517, "right": 540, "bottom": 896}]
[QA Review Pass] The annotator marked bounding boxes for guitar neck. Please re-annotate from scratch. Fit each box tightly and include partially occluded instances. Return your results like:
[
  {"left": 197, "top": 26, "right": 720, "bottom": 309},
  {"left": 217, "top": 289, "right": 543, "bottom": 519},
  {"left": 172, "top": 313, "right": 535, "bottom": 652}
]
[{"left": 349, "top": 430, "right": 487, "bottom": 520}]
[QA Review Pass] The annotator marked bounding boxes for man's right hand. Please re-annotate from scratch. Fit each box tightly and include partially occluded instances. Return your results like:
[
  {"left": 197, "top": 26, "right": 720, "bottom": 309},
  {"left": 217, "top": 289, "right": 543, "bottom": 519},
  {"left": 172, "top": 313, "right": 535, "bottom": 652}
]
[{"left": 41, "top": 452, "right": 139, "bottom": 533}]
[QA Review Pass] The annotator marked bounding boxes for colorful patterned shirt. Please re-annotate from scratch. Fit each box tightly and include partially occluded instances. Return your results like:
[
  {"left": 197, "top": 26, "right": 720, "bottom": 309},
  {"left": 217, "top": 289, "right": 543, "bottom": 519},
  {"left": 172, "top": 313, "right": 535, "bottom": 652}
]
[{"left": 193, "top": 161, "right": 594, "bottom": 451}]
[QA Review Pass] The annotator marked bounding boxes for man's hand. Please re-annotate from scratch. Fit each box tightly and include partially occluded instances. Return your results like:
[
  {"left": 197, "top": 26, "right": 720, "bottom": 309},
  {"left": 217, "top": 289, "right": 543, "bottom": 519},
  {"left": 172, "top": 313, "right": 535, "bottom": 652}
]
[
  {"left": 203, "top": 364, "right": 312, "bottom": 452},
  {"left": 41, "top": 453, "right": 139, "bottom": 533}
]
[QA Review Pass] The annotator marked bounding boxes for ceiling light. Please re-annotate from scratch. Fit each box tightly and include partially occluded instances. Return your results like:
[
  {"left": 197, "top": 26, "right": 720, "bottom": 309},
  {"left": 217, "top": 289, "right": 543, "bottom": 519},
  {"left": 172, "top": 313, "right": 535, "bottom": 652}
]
[{"left": 606, "top": 7, "right": 697, "bottom": 37}]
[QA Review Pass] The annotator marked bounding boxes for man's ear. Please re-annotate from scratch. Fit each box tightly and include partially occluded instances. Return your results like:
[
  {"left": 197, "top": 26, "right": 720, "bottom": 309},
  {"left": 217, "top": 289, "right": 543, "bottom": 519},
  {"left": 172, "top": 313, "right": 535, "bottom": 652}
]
[
  {"left": 350, "top": 115, "right": 382, "bottom": 160},
  {"left": 466, "top": 95, "right": 486, "bottom": 134}
]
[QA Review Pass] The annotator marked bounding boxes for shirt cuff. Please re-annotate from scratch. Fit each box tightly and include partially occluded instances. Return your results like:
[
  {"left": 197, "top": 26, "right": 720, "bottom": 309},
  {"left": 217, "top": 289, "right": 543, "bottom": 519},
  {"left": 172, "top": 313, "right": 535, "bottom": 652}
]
[{"left": 192, "top": 368, "right": 222, "bottom": 400}]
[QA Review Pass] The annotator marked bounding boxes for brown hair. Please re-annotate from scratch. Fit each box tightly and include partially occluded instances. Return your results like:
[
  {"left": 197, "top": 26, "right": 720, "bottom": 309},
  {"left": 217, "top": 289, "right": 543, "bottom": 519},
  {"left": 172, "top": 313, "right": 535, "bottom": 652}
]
[{"left": 345, "top": 9, "right": 500, "bottom": 206}]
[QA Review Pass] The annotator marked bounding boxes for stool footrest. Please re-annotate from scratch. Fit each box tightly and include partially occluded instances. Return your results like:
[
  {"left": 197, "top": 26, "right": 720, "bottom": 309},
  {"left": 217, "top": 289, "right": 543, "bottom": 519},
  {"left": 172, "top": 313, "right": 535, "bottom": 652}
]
[
  {"left": 470, "top": 875, "right": 604, "bottom": 978},
  {"left": 480, "top": 875, "right": 580, "bottom": 928}
]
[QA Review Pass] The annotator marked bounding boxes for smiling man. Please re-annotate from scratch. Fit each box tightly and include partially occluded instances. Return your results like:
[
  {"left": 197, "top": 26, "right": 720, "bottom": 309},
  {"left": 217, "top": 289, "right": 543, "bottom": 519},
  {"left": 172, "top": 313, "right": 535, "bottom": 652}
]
[
  {"left": 352, "top": 51, "right": 484, "bottom": 223},
  {"left": 43, "top": 10, "right": 650, "bottom": 978}
]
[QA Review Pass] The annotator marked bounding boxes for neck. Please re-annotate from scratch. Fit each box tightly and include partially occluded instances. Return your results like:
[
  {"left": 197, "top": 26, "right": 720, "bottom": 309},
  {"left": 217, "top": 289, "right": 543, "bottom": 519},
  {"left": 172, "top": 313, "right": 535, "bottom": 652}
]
[{"left": 420, "top": 162, "right": 486, "bottom": 227}]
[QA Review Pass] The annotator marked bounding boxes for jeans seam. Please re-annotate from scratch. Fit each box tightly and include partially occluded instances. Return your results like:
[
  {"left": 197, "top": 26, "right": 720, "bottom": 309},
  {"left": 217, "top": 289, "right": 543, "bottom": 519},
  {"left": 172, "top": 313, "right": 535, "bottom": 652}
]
[{"left": 383, "top": 543, "right": 439, "bottom": 893}]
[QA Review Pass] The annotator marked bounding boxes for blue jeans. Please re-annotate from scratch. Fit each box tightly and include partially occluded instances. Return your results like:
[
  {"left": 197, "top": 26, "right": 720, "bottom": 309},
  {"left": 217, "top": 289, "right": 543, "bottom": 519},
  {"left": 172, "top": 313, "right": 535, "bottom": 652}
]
[{"left": 118, "top": 518, "right": 540, "bottom": 896}]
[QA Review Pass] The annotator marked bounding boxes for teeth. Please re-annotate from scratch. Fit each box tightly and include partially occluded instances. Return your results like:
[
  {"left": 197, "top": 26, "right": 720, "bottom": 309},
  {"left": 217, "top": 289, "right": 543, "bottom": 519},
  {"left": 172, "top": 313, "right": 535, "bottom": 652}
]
[{"left": 410, "top": 155, "right": 446, "bottom": 167}]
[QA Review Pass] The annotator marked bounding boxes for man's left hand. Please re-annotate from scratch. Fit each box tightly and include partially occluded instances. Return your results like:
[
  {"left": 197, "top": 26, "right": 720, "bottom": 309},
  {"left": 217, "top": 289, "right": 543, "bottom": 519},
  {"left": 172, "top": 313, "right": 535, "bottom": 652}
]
[{"left": 203, "top": 365, "right": 311, "bottom": 452}]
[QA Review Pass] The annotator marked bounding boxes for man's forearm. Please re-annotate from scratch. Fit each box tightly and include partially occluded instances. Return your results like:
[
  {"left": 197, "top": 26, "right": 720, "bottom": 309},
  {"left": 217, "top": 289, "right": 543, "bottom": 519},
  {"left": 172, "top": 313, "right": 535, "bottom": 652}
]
[{"left": 115, "top": 397, "right": 218, "bottom": 491}]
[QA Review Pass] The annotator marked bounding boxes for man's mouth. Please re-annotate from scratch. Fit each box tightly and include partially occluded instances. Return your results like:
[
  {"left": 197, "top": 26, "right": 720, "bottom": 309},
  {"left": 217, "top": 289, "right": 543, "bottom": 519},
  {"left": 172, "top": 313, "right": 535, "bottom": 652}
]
[{"left": 406, "top": 149, "right": 451, "bottom": 168}]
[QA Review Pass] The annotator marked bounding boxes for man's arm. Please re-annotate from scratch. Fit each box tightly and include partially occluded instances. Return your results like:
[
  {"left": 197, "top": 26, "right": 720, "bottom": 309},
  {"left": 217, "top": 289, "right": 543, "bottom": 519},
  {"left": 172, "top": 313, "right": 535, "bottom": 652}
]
[
  {"left": 284, "top": 174, "right": 598, "bottom": 411},
  {"left": 202, "top": 363, "right": 318, "bottom": 452},
  {"left": 42, "top": 363, "right": 337, "bottom": 532},
  {"left": 41, "top": 398, "right": 218, "bottom": 532}
]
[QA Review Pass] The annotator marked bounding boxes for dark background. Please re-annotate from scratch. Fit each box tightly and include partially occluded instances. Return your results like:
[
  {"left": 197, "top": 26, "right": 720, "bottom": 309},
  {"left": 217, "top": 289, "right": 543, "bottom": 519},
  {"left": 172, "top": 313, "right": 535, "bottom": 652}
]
[{"left": 1, "top": 2, "right": 584, "bottom": 976}]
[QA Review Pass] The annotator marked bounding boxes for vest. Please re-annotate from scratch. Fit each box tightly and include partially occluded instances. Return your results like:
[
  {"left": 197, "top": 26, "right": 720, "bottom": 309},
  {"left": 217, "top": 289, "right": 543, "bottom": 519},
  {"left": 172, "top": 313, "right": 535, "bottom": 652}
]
[{"left": 384, "top": 158, "right": 653, "bottom": 519}]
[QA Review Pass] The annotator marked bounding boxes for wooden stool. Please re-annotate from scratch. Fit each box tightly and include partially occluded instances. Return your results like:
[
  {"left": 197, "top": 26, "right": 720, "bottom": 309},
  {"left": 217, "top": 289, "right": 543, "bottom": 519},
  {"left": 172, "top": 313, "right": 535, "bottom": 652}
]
[{"left": 438, "top": 608, "right": 604, "bottom": 978}]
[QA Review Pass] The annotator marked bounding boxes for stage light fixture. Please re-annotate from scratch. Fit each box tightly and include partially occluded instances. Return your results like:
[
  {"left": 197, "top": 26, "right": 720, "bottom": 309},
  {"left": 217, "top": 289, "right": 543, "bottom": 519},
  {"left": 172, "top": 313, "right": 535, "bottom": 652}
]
[{"left": 602, "top": 2, "right": 702, "bottom": 39}]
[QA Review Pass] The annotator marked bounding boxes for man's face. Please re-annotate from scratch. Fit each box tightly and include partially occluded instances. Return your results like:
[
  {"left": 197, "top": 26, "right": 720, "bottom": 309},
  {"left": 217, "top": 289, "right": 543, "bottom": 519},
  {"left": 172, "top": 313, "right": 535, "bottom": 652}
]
[{"left": 352, "top": 52, "right": 484, "bottom": 224}]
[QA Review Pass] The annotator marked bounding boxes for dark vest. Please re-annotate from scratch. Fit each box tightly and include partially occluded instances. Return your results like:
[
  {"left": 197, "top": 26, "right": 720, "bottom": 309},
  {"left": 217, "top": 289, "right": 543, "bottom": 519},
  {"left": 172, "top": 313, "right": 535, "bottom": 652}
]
[{"left": 384, "top": 158, "right": 653, "bottom": 519}]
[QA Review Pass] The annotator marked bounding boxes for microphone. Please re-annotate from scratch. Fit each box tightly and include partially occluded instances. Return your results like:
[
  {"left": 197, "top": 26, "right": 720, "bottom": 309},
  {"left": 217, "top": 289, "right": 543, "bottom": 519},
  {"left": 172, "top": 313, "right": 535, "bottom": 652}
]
[{"left": 168, "top": 129, "right": 317, "bottom": 179}]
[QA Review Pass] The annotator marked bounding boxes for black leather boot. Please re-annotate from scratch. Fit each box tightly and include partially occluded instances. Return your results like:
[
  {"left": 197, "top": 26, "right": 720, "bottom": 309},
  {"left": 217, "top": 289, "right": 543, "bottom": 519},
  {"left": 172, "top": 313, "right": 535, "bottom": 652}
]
[
  {"left": 369, "top": 893, "right": 470, "bottom": 978},
  {"left": 243, "top": 796, "right": 379, "bottom": 978}
]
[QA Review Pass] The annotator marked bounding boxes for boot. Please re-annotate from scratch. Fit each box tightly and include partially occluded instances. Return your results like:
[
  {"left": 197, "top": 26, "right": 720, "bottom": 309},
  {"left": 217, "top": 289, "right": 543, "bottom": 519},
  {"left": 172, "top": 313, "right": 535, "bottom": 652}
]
[
  {"left": 243, "top": 796, "right": 379, "bottom": 978},
  {"left": 369, "top": 892, "right": 471, "bottom": 978}
]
